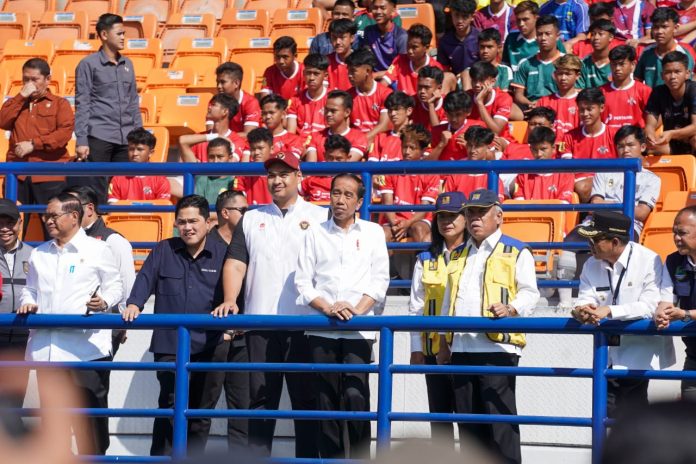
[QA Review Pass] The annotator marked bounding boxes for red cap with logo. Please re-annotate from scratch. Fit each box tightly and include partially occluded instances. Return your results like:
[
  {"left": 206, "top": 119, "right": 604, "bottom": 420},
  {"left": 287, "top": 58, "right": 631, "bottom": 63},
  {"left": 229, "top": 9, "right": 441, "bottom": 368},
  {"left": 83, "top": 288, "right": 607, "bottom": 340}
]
[{"left": 263, "top": 150, "right": 300, "bottom": 171}]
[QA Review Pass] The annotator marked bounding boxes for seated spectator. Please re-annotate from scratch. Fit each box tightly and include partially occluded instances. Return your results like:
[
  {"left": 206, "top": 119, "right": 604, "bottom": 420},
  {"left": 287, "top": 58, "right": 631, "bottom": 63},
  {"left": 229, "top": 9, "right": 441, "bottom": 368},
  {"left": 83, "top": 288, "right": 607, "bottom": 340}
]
[
  {"left": 354, "top": 0, "right": 403, "bottom": 32},
  {"left": 194, "top": 138, "right": 235, "bottom": 209},
  {"left": 512, "top": 126, "right": 574, "bottom": 203},
  {"left": 327, "top": 18, "right": 357, "bottom": 91},
  {"left": 559, "top": 88, "right": 618, "bottom": 203},
  {"left": 572, "top": 2, "right": 625, "bottom": 59},
  {"left": 216, "top": 62, "right": 261, "bottom": 135},
  {"left": 260, "top": 36, "right": 304, "bottom": 100},
  {"left": 258, "top": 94, "right": 304, "bottom": 159},
  {"left": 309, "top": 0, "right": 358, "bottom": 56},
  {"left": 496, "top": 106, "right": 557, "bottom": 160},
  {"left": 636, "top": 7, "right": 696, "bottom": 88},
  {"left": 300, "top": 134, "right": 351, "bottom": 203},
  {"left": 578, "top": 20, "right": 615, "bottom": 89},
  {"left": 357, "top": 0, "right": 407, "bottom": 75},
  {"left": 288, "top": 54, "right": 330, "bottom": 137},
  {"left": 512, "top": 15, "right": 564, "bottom": 111},
  {"left": 108, "top": 128, "right": 171, "bottom": 203},
  {"left": 468, "top": 61, "right": 514, "bottom": 137},
  {"left": 503, "top": 1, "right": 551, "bottom": 72},
  {"left": 474, "top": 0, "right": 517, "bottom": 42},
  {"left": 437, "top": 0, "right": 480, "bottom": 75},
  {"left": 430, "top": 90, "right": 484, "bottom": 160},
  {"left": 536, "top": 54, "right": 581, "bottom": 137},
  {"left": 346, "top": 48, "right": 392, "bottom": 143},
  {"left": 645, "top": 51, "right": 696, "bottom": 155},
  {"left": 462, "top": 28, "right": 514, "bottom": 91},
  {"left": 539, "top": 0, "right": 589, "bottom": 46},
  {"left": 613, "top": 0, "right": 655, "bottom": 41},
  {"left": 379, "top": 124, "right": 438, "bottom": 243},
  {"left": 601, "top": 45, "right": 652, "bottom": 130},
  {"left": 369, "top": 91, "right": 414, "bottom": 162},
  {"left": 305, "top": 90, "right": 369, "bottom": 162},
  {"left": 411, "top": 66, "right": 448, "bottom": 130},
  {"left": 235, "top": 128, "right": 274, "bottom": 205},
  {"left": 443, "top": 126, "right": 506, "bottom": 201}
]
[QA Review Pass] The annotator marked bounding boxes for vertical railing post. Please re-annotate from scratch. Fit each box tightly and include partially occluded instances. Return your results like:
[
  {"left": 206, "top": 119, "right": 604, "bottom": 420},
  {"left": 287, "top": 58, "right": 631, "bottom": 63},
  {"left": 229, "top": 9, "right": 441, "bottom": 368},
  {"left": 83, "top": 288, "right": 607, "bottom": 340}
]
[
  {"left": 5, "top": 173, "right": 17, "bottom": 202},
  {"left": 622, "top": 170, "right": 636, "bottom": 241},
  {"left": 486, "top": 169, "right": 500, "bottom": 193},
  {"left": 183, "top": 172, "right": 196, "bottom": 197},
  {"left": 172, "top": 326, "right": 191, "bottom": 460},
  {"left": 361, "top": 171, "right": 372, "bottom": 220},
  {"left": 591, "top": 331, "right": 609, "bottom": 464},
  {"left": 376, "top": 326, "right": 394, "bottom": 456}
]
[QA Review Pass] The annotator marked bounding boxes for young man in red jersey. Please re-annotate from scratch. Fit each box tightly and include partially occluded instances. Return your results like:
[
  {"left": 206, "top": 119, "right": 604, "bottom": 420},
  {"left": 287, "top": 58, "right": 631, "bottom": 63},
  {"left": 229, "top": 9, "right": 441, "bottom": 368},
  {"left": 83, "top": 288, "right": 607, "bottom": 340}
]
[
  {"left": 287, "top": 54, "right": 329, "bottom": 138},
  {"left": 467, "top": 61, "right": 514, "bottom": 137},
  {"left": 260, "top": 36, "right": 304, "bottom": 100},
  {"left": 474, "top": 0, "right": 517, "bottom": 41},
  {"left": 327, "top": 18, "right": 357, "bottom": 91},
  {"left": 536, "top": 54, "right": 581, "bottom": 138},
  {"left": 559, "top": 88, "right": 617, "bottom": 203},
  {"left": 379, "top": 124, "right": 438, "bottom": 243},
  {"left": 429, "top": 90, "right": 484, "bottom": 160},
  {"left": 601, "top": 45, "right": 652, "bottom": 130},
  {"left": 442, "top": 126, "right": 507, "bottom": 200},
  {"left": 346, "top": 48, "right": 392, "bottom": 144},
  {"left": 257, "top": 94, "right": 304, "bottom": 160},
  {"left": 512, "top": 126, "right": 574, "bottom": 202},
  {"left": 412, "top": 66, "right": 448, "bottom": 130},
  {"left": 216, "top": 62, "right": 261, "bottom": 136},
  {"left": 369, "top": 91, "right": 414, "bottom": 162},
  {"left": 305, "top": 90, "right": 369, "bottom": 162},
  {"left": 234, "top": 128, "right": 274, "bottom": 205},
  {"left": 300, "top": 134, "right": 351, "bottom": 203},
  {"left": 496, "top": 106, "right": 557, "bottom": 160}
]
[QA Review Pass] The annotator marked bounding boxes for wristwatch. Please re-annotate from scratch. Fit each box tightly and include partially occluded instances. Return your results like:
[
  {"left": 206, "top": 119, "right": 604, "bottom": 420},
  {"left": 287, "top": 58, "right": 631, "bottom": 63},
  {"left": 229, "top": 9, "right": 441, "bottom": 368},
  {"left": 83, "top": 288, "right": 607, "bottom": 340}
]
[{"left": 683, "top": 310, "right": 692, "bottom": 323}]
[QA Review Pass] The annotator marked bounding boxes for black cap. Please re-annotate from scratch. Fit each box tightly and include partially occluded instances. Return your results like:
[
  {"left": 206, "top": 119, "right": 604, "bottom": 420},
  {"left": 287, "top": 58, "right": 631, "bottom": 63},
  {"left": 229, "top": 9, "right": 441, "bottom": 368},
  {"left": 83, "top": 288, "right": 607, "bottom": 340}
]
[
  {"left": 464, "top": 189, "right": 501, "bottom": 208},
  {"left": 0, "top": 199, "right": 19, "bottom": 220},
  {"left": 435, "top": 192, "right": 466, "bottom": 213},
  {"left": 577, "top": 211, "right": 631, "bottom": 238}
]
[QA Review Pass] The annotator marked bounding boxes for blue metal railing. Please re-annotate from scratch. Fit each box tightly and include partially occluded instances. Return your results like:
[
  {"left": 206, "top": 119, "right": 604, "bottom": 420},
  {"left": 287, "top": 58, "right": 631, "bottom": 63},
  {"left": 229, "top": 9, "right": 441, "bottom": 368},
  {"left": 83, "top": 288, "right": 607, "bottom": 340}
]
[{"left": 0, "top": 314, "right": 692, "bottom": 464}]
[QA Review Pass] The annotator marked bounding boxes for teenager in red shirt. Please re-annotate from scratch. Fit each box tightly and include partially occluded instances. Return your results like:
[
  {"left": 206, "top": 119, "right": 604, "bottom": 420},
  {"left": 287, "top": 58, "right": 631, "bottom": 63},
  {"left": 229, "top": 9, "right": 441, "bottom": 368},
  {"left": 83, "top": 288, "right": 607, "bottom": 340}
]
[
  {"left": 287, "top": 54, "right": 330, "bottom": 138},
  {"left": 497, "top": 106, "right": 557, "bottom": 160},
  {"left": 346, "top": 48, "right": 392, "bottom": 144},
  {"left": 412, "top": 66, "right": 448, "bottom": 130},
  {"left": 379, "top": 124, "right": 439, "bottom": 243},
  {"left": 468, "top": 61, "right": 513, "bottom": 137},
  {"left": 305, "top": 90, "right": 369, "bottom": 161},
  {"left": 370, "top": 91, "right": 414, "bottom": 162},
  {"left": 260, "top": 36, "right": 304, "bottom": 100},
  {"left": 234, "top": 128, "right": 274, "bottom": 205},
  {"left": 327, "top": 18, "right": 356, "bottom": 91},
  {"left": 537, "top": 54, "right": 582, "bottom": 138},
  {"left": 430, "top": 90, "right": 484, "bottom": 160},
  {"left": 216, "top": 62, "right": 261, "bottom": 135},
  {"left": 257, "top": 94, "right": 305, "bottom": 160},
  {"left": 300, "top": 134, "right": 351, "bottom": 203},
  {"left": 572, "top": 2, "right": 627, "bottom": 59},
  {"left": 601, "top": 45, "right": 652, "bottom": 129}
]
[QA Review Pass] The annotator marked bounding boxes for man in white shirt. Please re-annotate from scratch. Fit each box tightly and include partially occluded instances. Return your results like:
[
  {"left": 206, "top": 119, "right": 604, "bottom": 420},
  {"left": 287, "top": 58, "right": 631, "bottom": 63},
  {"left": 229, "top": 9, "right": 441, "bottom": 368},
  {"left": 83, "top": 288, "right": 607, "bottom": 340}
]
[
  {"left": 439, "top": 189, "right": 539, "bottom": 464},
  {"left": 572, "top": 211, "right": 674, "bottom": 417},
  {"left": 295, "top": 173, "right": 389, "bottom": 459},
  {"left": 17, "top": 192, "right": 123, "bottom": 455},
  {"left": 213, "top": 153, "right": 327, "bottom": 458}
]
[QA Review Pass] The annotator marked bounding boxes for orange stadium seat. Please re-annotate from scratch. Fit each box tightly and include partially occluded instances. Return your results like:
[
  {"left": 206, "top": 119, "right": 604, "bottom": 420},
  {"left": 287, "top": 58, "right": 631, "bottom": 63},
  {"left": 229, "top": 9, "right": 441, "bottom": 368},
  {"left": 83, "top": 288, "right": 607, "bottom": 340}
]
[
  {"left": 186, "top": 71, "right": 217, "bottom": 93},
  {"left": 122, "top": 13, "right": 158, "bottom": 39},
  {"left": 270, "top": 8, "right": 322, "bottom": 37},
  {"left": 0, "top": 12, "right": 31, "bottom": 55},
  {"left": 143, "top": 68, "right": 197, "bottom": 119},
  {"left": 2, "top": 0, "right": 55, "bottom": 34},
  {"left": 155, "top": 92, "right": 213, "bottom": 137},
  {"left": 33, "top": 11, "right": 89, "bottom": 47},
  {"left": 641, "top": 210, "right": 678, "bottom": 260},
  {"left": 0, "top": 67, "right": 10, "bottom": 98},
  {"left": 169, "top": 37, "right": 227, "bottom": 83},
  {"left": 122, "top": 0, "right": 175, "bottom": 23},
  {"left": 122, "top": 38, "right": 163, "bottom": 90},
  {"left": 217, "top": 9, "right": 270, "bottom": 44},
  {"left": 397, "top": 4, "right": 436, "bottom": 35},
  {"left": 64, "top": 0, "right": 118, "bottom": 32},
  {"left": 51, "top": 39, "right": 100, "bottom": 95},
  {"left": 0, "top": 39, "right": 54, "bottom": 78},
  {"left": 158, "top": 12, "right": 216, "bottom": 64},
  {"left": 243, "top": 0, "right": 293, "bottom": 13},
  {"left": 227, "top": 39, "right": 273, "bottom": 93},
  {"left": 139, "top": 92, "right": 156, "bottom": 124},
  {"left": 179, "top": 0, "right": 232, "bottom": 20},
  {"left": 143, "top": 125, "right": 169, "bottom": 162},
  {"left": 643, "top": 155, "right": 696, "bottom": 210},
  {"left": 295, "top": 0, "right": 312, "bottom": 7},
  {"left": 508, "top": 120, "right": 527, "bottom": 144},
  {"left": 662, "top": 190, "right": 696, "bottom": 212}
]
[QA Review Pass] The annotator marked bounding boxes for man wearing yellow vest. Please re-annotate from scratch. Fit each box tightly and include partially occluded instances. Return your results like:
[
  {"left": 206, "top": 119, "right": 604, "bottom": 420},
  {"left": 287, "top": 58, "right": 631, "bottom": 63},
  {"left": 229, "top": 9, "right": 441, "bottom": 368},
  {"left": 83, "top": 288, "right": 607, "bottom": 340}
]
[{"left": 438, "top": 189, "right": 539, "bottom": 464}]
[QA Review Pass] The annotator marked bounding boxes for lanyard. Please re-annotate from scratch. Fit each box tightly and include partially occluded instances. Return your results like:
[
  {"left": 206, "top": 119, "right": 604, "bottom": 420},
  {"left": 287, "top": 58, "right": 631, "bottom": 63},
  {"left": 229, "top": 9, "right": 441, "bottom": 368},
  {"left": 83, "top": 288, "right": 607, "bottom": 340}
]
[{"left": 606, "top": 244, "right": 633, "bottom": 305}]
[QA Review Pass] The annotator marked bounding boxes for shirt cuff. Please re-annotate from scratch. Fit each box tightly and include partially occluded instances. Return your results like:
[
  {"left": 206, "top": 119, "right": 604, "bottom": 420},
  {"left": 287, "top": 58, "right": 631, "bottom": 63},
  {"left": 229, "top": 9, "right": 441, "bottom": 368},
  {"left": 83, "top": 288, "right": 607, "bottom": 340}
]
[
  {"left": 296, "top": 288, "right": 322, "bottom": 307},
  {"left": 76, "top": 136, "right": 89, "bottom": 146}
]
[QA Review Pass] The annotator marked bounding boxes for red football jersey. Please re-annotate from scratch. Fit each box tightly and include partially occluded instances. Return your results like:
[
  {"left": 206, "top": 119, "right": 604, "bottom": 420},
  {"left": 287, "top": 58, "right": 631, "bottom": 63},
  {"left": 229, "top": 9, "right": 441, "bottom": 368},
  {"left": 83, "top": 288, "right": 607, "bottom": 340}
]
[
  {"left": 513, "top": 172, "right": 575, "bottom": 203},
  {"left": 369, "top": 131, "right": 403, "bottom": 162},
  {"left": 273, "top": 130, "right": 305, "bottom": 159},
  {"left": 431, "top": 119, "right": 485, "bottom": 160},
  {"left": 287, "top": 87, "right": 328, "bottom": 137},
  {"left": 230, "top": 90, "right": 261, "bottom": 132},
  {"left": 443, "top": 174, "right": 506, "bottom": 201},
  {"left": 327, "top": 52, "right": 351, "bottom": 91},
  {"left": 412, "top": 98, "right": 448, "bottom": 130},
  {"left": 536, "top": 92, "right": 579, "bottom": 137},
  {"left": 300, "top": 176, "right": 333, "bottom": 203},
  {"left": 678, "top": 4, "right": 696, "bottom": 23},
  {"left": 467, "top": 88, "right": 513, "bottom": 138},
  {"left": 306, "top": 127, "right": 369, "bottom": 161},
  {"left": 502, "top": 141, "right": 534, "bottom": 160},
  {"left": 383, "top": 54, "right": 446, "bottom": 96},
  {"left": 192, "top": 129, "right": 246, "bottom": 162},
  {"left": 601, "top": 79, "right": 652, "bottom": 129},
  {"left": 560, "top": 124, "right": 618, "bottom": 179},
  {"left": 572, "top": 37, "right": 627, "bottom": 59},
  {"left": 349, "top": 82, "right": 392, "bottom": 133},
  {"left": 379, "top": 174, "right": 440, "bottom": 221},
  {"left": 261, "top": 62, "right": 304, "bottom": 100},
  {"left": 234, "top": 175, "right": 272, "bottom": 205},
  {"left": 108, "top": 176, "right": 171, "bottom": 202}
]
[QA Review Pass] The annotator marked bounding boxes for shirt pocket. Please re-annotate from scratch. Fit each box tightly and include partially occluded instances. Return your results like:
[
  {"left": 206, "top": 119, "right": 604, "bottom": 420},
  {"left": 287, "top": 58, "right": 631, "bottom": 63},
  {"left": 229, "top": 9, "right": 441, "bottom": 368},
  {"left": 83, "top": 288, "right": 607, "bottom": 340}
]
[
  {"left": 157, "top": 269, "right": 184, "bottom": 296},
  {"left": 35, "top": 104, "right": 57, "bottom": 134}
]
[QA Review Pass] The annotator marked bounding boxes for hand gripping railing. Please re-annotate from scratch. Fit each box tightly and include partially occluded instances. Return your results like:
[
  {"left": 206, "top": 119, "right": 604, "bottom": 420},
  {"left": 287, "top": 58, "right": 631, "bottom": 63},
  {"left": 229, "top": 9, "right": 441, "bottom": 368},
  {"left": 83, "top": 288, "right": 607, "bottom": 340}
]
[{"left": 0, "top": 313, "right": 691, "bottom": 464}]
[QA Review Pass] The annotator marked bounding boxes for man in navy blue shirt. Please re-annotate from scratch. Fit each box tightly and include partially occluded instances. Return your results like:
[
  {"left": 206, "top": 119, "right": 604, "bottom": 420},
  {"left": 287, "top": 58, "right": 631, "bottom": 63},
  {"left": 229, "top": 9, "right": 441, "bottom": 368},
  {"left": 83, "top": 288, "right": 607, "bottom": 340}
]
[
  {"left": 358, "top": 0, "right": 408, "bottom": 74},
  {"left": 123, "top": 195, "right": 229, "bottom": 457},
  {"left": 436, "top": 0, "right": 480, "bottom": 75}
]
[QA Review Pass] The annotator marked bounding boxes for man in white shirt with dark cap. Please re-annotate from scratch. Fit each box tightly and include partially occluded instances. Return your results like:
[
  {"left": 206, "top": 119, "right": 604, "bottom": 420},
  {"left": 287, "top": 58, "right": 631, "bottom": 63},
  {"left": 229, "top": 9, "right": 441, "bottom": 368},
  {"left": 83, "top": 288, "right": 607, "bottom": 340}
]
[{"left": 295, "top": 173, "right": 389, "bottom": 459}]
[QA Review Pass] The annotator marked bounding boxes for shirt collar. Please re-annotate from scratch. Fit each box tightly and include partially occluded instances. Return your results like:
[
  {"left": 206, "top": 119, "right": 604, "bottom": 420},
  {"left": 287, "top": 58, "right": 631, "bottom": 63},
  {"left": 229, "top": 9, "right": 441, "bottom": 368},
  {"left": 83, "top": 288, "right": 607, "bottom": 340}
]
[
  {"left": 98, "top": 47, "right": 125, "bottom": 65},
  {"left": 172, "top": 235, "right": 215, "bottom": 257},
  {"left": 610, "top": 78, "right": 635, "bottom": 91},
  {"left": 328, "top": 217, "right": 362, "bottom": 233},
  {"left": 488, "top": 3, "right": 510, "bottom": 18},
  {"left": 1, "top": 240, "right": 20, "bottom": 253},
  {"left": 356, "top": 80, "right": 378, "bottom": 97},
  {"left": 270, "top": 196, "right": 306, "bottom": 216},
  {"left": 582, "top": 123, "right": 607, "bottom": 138},
  {"left": 604, "top": 243, "right": 632, "bottom": 271},
  {"left": 468, "top": 228, "right": 502, "bottom": 251},
  {"left": 50, "top": 227, "right": 88, "bottom": 252}
]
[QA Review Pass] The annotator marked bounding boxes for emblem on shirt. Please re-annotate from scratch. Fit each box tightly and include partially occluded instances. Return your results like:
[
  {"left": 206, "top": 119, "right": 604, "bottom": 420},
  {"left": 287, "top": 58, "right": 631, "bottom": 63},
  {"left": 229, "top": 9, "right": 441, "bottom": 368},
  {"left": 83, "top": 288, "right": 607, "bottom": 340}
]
[
  {"left": 144, "top": 186, "right": 153, "bottom": 195},
  {"left": 299, "top": 220, "right": 310, "bottom": 230},
  {"left": 22, "top": 261, "right": 28, "bottom": 274},
  {"left": 597, "top": 146, "right": 609, "bottom": 155},
  {"left": 259, "top": 222, "right": 265, "bottom": 230},
  {"left": 372, "top": 103, "right": 379, "bottom": 111},
  {"left": 548, "top": 184, "right": 557, "bottom": 193},
  {"left": 429, "top": 260, "right": 438, "bottom": 271},
  {"left": 627, "top": 97, "right": 636, "bottom": 106},
  {"left": 568, "top": 107, "right": 576, "bottom": 115},
  {"left": 557, "top": 141, "right": 566, "bottom": 152},
  {"left": 607, "top": 178, "right": 615, "bottom": 187},
  {"left": 676, "top": 266, "right": 688, "bottom": 281},
  {"left": 277, "top": 152, "right": 286, "bottom": 159},
  {"left": 46, "top": 103, "right": 51, "bottom": 108}
]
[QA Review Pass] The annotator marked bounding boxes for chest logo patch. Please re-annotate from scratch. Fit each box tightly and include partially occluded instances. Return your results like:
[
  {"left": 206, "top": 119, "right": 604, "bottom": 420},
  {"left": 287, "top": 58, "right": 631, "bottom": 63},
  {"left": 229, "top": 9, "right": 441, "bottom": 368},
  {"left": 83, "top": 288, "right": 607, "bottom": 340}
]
[{"left": 300, "top": 220, "right": 310, "bottom": 230}]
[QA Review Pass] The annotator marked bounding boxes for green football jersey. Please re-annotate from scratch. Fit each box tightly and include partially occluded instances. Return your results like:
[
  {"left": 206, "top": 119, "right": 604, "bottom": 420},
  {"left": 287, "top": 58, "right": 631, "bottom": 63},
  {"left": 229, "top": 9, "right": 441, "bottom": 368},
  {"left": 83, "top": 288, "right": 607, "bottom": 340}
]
[
  {"left": 635, "top": 44, "right": 695, "bottom": 88},
  {"left": 512, "top": 54, "right": 561, "bottom": 101},
  {"left": 579, "top": 56, "right": 611, "bottom": 89}
]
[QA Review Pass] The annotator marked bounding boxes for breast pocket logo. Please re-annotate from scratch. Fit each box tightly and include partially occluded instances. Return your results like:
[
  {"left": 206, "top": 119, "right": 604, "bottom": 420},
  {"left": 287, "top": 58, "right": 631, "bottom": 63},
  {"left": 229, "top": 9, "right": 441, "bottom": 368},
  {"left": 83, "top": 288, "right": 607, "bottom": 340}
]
[{"left": 299, "top": 221, "right": 310, "bottom": 230}]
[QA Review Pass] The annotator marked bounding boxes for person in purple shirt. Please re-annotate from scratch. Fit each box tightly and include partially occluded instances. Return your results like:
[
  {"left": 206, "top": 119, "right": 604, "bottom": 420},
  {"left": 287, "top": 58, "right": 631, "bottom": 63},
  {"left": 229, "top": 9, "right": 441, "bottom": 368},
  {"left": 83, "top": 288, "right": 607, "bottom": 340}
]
[
  {"left": 437, "top": 0, "right": 480, "bottom": 75},
  {"left": 357, "top": 0, "right": 407, "bottom": 75}
]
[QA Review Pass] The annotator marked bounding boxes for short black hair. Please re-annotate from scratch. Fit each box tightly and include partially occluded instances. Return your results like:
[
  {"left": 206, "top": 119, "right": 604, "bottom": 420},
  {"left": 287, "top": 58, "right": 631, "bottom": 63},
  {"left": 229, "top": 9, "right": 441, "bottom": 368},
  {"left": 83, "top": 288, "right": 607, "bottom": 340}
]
[
  {"left": 417, "top": 65, "right": 444, "bottom": 85},
  {"left": 176, "top": 194, "right": 210, "bottom": 220},
  {"left": 464, "top": 125, "right": 494, "bottom": 146},
  {"left": 215, "top": 190, "right": 246, "bottom": 217},
  {"left": 216, "top": 62, "right": 243, "bottom": 81},
  {"left": 528, "top": 106, "right": 556, "bottom": 123},
  {"left": 400, "top": 123, "right": 431, "bottom": 149},
  {"left": 327, "top": 90, "right": 353, "bottom": 110},
  {"left": 208, "top": 137, "right": 232, "bottom": 154},
  {"left": 385, "top": 91, "right": 415, "bottom": 110},
  {"left": 324, "top": 134, "right": 352, "bottom": 154},
  {"left": 528, "top": 126, "right": 556, "bottom": 145},
  {"left": 345, "top": 48, "right": 378, "bottom": 70},
  {"left": 651, "top": 6, "right": 679, "bottom": 26},
  {"left": 247, "top": 127, "right": 274, "bottom": 146},
  {"left": 614, "top": 124, "right": 646, "bottom": 146},
  {"left": 48, "top": 192, "right": 84, "bottom": 223},
  {"left": 588, "top": 18, "right": 616, "bottom": 36},
  {"left": 536, "top": 14, "right": 559, "bottom": 30},
  {"left": 479, "top": 27, "right": 502, "bottom": 45},
  {"left": 443, "top": 90, "right": 473, "bottom": 114},
  {"left": 127, "top": 127, "right": 156, "bottom": 149},
  {"left": 329, "top": 18, "right": 358, "bottom": 36},
  {"left": 333, "top": 0, "right": 355, "bottom": 9},
  {"left": 589, "top": 1, "right": 614, "bottom": 19},
  {"left": 576, "top": 87, "right": 605, "bottom": 106},
  {"left": 23, "top": 58, "right": 50, "bottom": 77},
  {"left": 663, "top": 50, "right": 690, "bottom": 70},
  {"left": 469, "top": 61, "right": 498, "bottom": 82},
  {"left": 96, "top": 13, "right": 123, "bottom": 35},
  {"left": 260, "top": 93, "right": 288, "bottom": 111},
  {"left": 62, "top": 185, "right": 100, "bottom": 214},
  {"left": 273, "top": 35, "right": 297, "bottom": 55},
  {"left": 210, "top": 93, "right": 240, "bottom": 120},
  {"left": 303, "top": 53, "right": 329, "bottom": 71},
  {"left": 407, "top": 23, "right": 433, "bottom": 47},
  {"left": 449, "top": 0, "right": 476, "bottom": 16},
  {"left": 331, "top": 173, "right": 366, "bottom": 199},
  {"left": 514, "top": 0, "right": 539, "bottom": 15},
  {"left": 609, "top": 44, "right": 637, "bottom": 62}
]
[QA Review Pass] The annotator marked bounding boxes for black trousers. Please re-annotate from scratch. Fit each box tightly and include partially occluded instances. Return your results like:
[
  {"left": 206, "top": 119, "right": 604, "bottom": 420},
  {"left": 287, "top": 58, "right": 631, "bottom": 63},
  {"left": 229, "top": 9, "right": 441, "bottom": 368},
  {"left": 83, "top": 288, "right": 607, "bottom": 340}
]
[
  {"left": 224, "top": 338, "right": 249, "bottom": 449},
  {"left": 451, "top": 352, "right": 521, "bottom": 464},
  {"left": 309, "top": 335, "right": 373, "bottom": 459},
  {"left": 67, "top": 136, "right": 128, "bottom": 204},
  {"left": 0, "top": 335, "right": 29, "bottom": 409},
  {"left": 151, "top": 340, "right": 229, "bottom": 456},
  {"left": 424, "top": 354, "right": 456, "bottom": 445},
  {"left": 607, "top": 376, "right": 649, "bottom": 418},
  {"left": 246, "top": 330, "right": 318, "bottom": 458}
]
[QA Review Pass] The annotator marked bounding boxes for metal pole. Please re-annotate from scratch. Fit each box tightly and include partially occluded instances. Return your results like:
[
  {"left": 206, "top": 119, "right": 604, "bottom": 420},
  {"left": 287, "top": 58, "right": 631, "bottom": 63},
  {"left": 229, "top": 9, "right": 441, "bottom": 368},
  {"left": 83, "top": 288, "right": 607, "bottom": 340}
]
[
  {"left": 487, "top": 169, "right": 500, "bottom": 193},
  {"left": 376, "top": 327, "right": 394, "bottom": 455},
  {"left": 591, "top": 332, "right": 609, "bottom": 464},
  {"left": 183, "top": 172, "right": 196, "bottom": 197},
  {"left": 172, "top": 326, "right": 191, "bottom": 460},
  {"left": 361, "top": 170, "right": 372, "bottom": 220},
  {"left": 622, "top": 170, "right": 636, "bottom": 241},
  {"left": 5, "top": 173, "right": 17, "bottom": 202}
]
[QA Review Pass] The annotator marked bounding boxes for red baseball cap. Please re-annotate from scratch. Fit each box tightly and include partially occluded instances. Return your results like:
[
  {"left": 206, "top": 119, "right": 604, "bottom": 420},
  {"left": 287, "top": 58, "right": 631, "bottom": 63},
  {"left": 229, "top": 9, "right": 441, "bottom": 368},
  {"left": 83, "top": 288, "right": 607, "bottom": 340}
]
[{"left": 263, "top": 151, "right": 300, "bottom": 171}]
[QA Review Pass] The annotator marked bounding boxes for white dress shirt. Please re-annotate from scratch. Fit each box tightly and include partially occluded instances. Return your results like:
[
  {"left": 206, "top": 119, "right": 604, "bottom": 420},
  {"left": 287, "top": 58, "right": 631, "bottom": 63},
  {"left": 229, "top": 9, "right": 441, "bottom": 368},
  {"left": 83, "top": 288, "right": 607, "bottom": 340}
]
[
  {"left": 296, "top": 217, "right": 389, "bottom": 339},
  {"left": 21, "top": 228, "right": 123, "bottom": 361},
  {"left": 105, "top": 233, "right": 135, "bottom": 307},
  {"left": 447, "top": 228, "right": 540, "bottom": 355},
  {"left": 576, "top": 242, "right": 675, "bottom": 370}
]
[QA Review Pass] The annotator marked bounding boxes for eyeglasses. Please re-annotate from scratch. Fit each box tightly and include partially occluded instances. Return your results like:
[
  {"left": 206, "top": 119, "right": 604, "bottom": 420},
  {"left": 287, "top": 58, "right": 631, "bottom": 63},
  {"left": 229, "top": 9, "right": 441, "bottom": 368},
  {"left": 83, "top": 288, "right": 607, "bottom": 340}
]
[
  {"left": 224, "top": 207, "right": 248, "bottom": 214},
  {"left": 40, "top": 212, "right": 70, "bottom": 222},
  {"left": 588, "top": 235, "right": 608, "bottom": 246}
]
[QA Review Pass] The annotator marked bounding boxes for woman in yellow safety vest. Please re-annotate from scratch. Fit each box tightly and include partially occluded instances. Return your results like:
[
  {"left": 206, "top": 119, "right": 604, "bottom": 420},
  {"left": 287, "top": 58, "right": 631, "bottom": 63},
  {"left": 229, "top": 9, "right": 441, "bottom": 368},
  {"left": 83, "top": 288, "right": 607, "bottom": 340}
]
[{"left": 408, "top": 191, "right": 468, "bottom": 445}]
